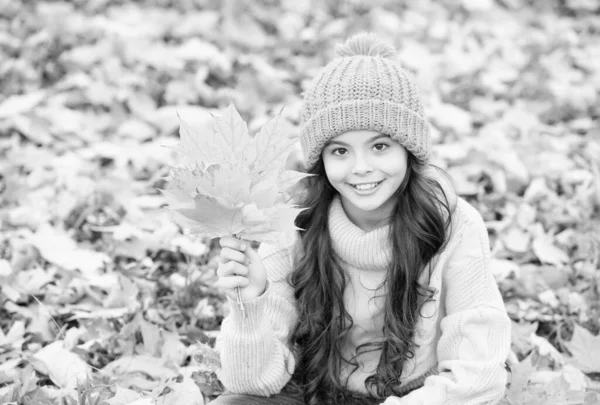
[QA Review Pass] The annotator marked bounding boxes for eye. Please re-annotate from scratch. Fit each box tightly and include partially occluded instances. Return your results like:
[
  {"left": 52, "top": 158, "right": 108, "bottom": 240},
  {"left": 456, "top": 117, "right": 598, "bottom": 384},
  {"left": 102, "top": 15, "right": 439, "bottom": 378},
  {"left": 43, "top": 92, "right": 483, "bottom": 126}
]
[
  {"left": 332, "top": 148, "right": 347, "bottom": 156},
  {"left": 373, "top": 143, "right": 389, "bottom": 151}
]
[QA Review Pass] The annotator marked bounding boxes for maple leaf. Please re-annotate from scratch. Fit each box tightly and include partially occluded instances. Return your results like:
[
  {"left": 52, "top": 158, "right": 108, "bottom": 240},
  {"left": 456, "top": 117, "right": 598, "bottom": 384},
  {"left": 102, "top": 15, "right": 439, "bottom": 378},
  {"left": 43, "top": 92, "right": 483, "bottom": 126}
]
[
  {"left": 169, "top": 193, "right": 246, "bottom": 237},
  {"left": 239, "top": 203, "right": 306, "bottom": 244},
  {"left": 248, "top": 106, "right": 297, "bottom": 173},
  {"left": 177, "top": 114, "right": 225, "bottom": 168},
  {"left": 163, "top": 103, "right": 312, "bottom": 243},
  {"left": 212, "top": 103, "right": 250, "bottom": 164},
  {"left": 564, "top": 323, "right": 600, "bottom": 373},
  {"left": 505, "top": 354, "right": 537, "bottom": 404}
]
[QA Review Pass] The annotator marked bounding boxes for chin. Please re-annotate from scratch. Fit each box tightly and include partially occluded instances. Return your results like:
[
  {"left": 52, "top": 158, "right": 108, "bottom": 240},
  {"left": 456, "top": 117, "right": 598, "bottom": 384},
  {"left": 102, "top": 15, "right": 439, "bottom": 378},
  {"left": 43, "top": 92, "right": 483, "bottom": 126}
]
[
  {"left": 342, "top": 193, "right": 389, "bottom": 212},
  {"left": 353, "top": 200, "right": 386, "bottom": 212}
]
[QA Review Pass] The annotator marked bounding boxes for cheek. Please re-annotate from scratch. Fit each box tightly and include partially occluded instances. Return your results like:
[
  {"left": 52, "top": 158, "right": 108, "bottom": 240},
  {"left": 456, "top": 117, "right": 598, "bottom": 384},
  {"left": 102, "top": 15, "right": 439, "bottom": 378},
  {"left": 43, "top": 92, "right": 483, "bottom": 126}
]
[
  {"left": 382, "top": 155, "right": 408, "bottom": 179},
  {"left": 323, "top": 158, "right": 347, "bottom": 184}
]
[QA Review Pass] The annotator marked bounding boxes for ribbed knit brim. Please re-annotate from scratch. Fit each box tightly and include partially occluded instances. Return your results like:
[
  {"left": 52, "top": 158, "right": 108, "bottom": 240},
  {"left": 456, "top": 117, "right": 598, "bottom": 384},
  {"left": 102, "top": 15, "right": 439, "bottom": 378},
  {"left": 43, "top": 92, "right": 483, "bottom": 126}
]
[{"left": 299, "top": 33, "right": 431, "bottom": 172}]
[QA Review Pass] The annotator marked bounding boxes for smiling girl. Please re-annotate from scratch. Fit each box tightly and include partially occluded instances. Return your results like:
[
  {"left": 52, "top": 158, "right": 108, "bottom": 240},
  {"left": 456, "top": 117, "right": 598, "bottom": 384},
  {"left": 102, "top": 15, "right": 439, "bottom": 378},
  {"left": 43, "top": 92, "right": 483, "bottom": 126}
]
[{"left": 212, "top": 32, "right": 512, "bottom": 405}]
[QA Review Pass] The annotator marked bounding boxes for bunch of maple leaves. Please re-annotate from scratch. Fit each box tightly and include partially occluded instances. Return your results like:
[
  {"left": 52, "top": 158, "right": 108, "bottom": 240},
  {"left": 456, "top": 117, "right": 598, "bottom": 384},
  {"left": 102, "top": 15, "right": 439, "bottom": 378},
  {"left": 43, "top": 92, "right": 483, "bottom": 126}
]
[{"left": 161, "top": 104, "right": 310, "bottom": 245}]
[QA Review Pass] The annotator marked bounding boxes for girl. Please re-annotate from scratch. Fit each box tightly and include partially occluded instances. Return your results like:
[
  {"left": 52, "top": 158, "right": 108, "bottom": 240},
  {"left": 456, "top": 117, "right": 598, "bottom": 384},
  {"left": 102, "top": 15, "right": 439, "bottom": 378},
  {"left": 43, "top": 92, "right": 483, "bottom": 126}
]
[{"left": 212, "top": 32, "right": 512, "bottom": 405}]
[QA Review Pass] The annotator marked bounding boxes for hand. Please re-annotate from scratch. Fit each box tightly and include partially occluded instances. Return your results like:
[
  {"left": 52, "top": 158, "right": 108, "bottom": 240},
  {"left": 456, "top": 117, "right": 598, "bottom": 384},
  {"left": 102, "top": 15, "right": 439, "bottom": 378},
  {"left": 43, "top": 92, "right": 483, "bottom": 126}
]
[{"left": 215, "top": 236, "right": 268, "bottom": 303}]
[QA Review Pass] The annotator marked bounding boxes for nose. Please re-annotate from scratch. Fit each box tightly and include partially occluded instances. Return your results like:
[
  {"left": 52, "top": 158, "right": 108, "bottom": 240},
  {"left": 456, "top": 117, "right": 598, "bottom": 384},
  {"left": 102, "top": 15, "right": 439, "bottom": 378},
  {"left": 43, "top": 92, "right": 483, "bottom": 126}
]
[{"left": 351, "top": 152, "right": 373, "bottom": 174}]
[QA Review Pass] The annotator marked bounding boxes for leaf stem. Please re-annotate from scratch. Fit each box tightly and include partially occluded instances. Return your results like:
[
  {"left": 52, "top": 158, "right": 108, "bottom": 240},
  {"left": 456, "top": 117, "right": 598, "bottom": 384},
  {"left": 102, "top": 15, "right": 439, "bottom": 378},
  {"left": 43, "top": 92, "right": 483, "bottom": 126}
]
[{"left": 232, "top": 233, "right": 246, "bottom": 318}]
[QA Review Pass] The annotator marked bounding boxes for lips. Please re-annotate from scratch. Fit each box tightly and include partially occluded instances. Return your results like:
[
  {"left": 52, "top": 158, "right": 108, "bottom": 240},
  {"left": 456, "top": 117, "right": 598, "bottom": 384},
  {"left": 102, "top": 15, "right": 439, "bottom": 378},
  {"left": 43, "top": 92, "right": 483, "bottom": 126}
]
[{"left": 349, "top": 180, "right": 384, "bottom": 190}]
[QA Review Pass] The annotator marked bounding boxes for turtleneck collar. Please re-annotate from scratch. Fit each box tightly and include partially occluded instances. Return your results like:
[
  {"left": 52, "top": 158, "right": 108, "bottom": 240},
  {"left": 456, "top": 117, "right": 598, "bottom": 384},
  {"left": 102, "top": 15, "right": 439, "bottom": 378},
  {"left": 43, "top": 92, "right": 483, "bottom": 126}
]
[{"left": 327, "top": 194, "right": 392, "bottom": 272}]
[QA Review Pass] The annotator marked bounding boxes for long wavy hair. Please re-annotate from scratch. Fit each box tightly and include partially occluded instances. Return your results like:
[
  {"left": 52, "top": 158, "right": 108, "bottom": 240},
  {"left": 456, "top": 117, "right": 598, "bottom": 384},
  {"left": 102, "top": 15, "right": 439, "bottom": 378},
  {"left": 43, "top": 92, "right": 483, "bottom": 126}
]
[{"left": 287, "top": 152, "right": 454, "bottom": 405}]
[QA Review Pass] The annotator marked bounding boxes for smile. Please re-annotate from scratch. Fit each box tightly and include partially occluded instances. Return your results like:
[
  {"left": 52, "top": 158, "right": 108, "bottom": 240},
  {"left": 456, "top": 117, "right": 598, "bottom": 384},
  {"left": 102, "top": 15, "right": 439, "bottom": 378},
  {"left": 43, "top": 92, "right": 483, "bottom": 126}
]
[{"left": 349, "top": 180, "right": 384, "bottom": 191}]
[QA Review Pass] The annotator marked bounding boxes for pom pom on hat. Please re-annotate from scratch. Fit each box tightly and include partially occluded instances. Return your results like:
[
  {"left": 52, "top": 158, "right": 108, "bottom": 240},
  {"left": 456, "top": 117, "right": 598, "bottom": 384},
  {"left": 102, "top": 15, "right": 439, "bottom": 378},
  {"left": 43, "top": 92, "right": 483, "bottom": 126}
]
[{"left": 335, "top": 32, "right": 396, "bottom": 58}]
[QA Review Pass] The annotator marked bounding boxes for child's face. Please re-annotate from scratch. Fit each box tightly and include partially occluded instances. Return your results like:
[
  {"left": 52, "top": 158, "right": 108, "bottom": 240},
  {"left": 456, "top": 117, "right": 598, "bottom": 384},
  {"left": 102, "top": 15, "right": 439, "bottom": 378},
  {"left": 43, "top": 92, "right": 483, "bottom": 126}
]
[{"left": 322, "top": 130, "right": 408, "bottom": 227}]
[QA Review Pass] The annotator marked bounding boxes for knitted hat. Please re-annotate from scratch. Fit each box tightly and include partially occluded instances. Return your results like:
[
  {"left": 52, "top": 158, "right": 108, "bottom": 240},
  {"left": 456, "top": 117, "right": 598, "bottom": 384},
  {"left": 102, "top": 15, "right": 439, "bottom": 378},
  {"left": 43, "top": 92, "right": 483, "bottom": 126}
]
[{"left": 299, "top": 32, "right": 431, "bottom": 172}]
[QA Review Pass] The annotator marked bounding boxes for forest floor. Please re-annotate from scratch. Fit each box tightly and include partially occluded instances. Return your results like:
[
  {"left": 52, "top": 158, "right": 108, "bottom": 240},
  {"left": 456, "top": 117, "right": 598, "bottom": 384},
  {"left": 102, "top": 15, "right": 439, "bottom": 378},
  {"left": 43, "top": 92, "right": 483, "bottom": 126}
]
[{"left": 1, "top": 0, "right": 600, "bottom": 404}]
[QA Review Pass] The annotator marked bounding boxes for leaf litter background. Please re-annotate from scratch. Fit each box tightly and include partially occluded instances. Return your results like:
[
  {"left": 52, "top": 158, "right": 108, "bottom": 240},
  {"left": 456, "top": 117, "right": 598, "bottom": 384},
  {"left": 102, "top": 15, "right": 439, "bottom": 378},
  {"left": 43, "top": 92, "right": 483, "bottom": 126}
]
[{"left": 0, "top": 0, "right": 600, "bottom": 404}]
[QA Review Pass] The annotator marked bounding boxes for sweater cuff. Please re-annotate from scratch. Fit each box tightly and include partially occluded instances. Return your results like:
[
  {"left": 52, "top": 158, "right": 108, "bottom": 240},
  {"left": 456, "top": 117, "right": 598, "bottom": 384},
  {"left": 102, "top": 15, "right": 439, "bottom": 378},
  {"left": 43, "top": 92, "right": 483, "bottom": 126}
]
[{"left": 226, "top": 281, "right": 271, "bottom": 329}]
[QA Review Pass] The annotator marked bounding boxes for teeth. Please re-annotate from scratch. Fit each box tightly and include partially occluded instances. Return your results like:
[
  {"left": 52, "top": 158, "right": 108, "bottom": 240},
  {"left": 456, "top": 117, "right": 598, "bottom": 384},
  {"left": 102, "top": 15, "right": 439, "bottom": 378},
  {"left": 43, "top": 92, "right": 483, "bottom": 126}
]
[{"left": 353, "top": 181, "right": 380, "bottom": 190}]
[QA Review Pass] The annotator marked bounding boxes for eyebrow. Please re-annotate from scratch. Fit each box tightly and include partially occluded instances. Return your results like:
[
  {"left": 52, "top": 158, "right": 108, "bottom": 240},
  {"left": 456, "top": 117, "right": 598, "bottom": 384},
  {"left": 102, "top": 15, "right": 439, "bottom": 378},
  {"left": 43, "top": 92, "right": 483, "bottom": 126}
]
[{"left": 325, "top": 134, "right": 391, "bottom": 147}]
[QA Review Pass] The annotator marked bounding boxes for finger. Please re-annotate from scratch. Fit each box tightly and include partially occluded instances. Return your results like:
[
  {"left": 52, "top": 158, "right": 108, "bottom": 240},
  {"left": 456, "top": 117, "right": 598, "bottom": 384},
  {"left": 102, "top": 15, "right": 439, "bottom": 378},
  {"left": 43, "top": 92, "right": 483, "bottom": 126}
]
[
  {"left": 217, "top": 261, "right": 248, "bottom": 277},
  {"left": 219, "top": 236, "right": 247, "bottom": 252},
  {"left": 214, "top": 276, "right": 250, "bottom": 290},
  {"left": 219, "top": 247, "right": 249, "bottom": 265}
]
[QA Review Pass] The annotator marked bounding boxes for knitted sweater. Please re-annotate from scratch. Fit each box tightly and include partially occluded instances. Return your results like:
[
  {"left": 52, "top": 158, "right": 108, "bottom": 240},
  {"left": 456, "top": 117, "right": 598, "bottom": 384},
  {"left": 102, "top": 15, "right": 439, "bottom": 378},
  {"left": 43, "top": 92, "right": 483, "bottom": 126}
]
[{"left": 215, "top": 194, "right": 512, "bottom": 405}]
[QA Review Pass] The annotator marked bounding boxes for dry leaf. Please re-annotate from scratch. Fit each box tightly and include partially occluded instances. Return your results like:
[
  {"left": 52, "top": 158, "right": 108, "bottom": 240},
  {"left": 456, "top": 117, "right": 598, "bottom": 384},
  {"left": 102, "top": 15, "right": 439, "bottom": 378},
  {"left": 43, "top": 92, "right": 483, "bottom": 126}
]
[
  {"left": 502, "top": 227, "right": 531, "bottom": 253},
  {"left": 153, "top": 375, "right": 204, "bottom": 405},
  {"left": 101, "top": 355, "right": 177, "bottom": 382},
  {"left": 511, "top": 320, "right": 538, "bottom": 357},
  {"left": 104, "top": 386, "right": 144, "bottom": 405},
  {"left": 0, "top": 91, "right": 46, "bottom": 119},
  {"left": 566, "top": 0, "right": 600, "bottom": 11},
  {"left": 489, "top": 258, "right": 520, "bottom": 280},
  {"left": 29, "top": 223, "right": 110, "bottom": 275},
  {"left": 30, "top": 341, "right": 91, "bottom": 389},
  {"left": 104, "top": 274, "right": 140, "bottom": 311},
  {"left": 161, "top": 330, "right": 187, "bottom": 367},
  {"left": 138, "top": 316, "right": 162, "bottom": 357},
  {"left": 191, "top": 342, "right": 221, "bottom": 373},
  {"left": 169, "top": 193, "right": 246, "bottom": 237},
  {"left": 429, "top": 100, "right": 473, "bottom": 136},
  {"left": 0, "top": 320, "right": 25, "bottom": 347},
  {"left": 163, "top": 103, "right": 311, "bottom": 243},
  {"left": 532, "top": 236, "right": 569, "bottom": 266},
  {"left": 505, "top": 354, "right": 536, "bottom": 403},
  {"left": 564, "top": 323, "right": 600, "bottom": 373}
]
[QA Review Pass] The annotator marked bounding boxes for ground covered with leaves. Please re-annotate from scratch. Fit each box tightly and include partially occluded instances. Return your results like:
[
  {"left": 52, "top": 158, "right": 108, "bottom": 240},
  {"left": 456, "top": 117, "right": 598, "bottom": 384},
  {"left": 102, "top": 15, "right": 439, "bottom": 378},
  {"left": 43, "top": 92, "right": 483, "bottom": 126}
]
[{"left": 0, "top": 0, "right": 600, "bottom": 404}]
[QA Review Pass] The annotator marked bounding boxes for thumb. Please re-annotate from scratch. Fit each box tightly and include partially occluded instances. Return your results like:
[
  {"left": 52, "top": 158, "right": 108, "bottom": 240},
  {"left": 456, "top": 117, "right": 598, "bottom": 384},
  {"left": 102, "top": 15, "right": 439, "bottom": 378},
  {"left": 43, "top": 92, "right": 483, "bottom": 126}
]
[{"left": 244, "top": 244, "right": 262, "bottom": 263}]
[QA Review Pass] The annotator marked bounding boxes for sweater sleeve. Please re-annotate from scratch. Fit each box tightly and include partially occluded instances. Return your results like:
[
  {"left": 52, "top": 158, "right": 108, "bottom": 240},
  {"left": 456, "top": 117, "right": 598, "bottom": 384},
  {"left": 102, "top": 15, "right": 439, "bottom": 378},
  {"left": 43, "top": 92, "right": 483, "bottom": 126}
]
[
  {"left": 382, "top": 202, "right": 512, "bottom": 405},
  {"left": 215, "top": 241, "right": 299, "bottom": 396}
]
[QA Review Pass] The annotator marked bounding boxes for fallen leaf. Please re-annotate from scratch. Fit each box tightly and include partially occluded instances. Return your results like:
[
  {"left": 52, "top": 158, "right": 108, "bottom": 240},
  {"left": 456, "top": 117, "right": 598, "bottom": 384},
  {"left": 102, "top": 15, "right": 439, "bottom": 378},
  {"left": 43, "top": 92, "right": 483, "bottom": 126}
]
[
  {"left": 502, "top": 227, "right": 531, "bottom": 253},
  {"left": 29, "top": 223, "right": 110, "bottom": 275},
  {"left": 101, "top": 355, "right": 176, "bottom": 382},
  {"left": 489, "top": 258, "right": 520, "bottom": 280},
  {"left": 153, "top": 375, "right": 204, "bottom": 405},
  {"left": 191, "top": 342, "right": 221, "bottom": 373},
  {"left": 564, "top": 323, "right": 600, "bottom": 373},
  {"left": 14, "top": 366, "right": 38, "bottom": 400},
  {"left": 511, "top": 320, "right": 538, "bottom": 357},
  {"left": 429, "top": 100, "right": 473, "bottom": 136},
  {"left": 104, "top": 274, "right": 140, "bottom": 311},
  {"left": 137, "top": 316, "right": 162, "bottom": 357},
  {"left": 532, "top": 236, "right": 570, "bottom": 266},
  {"left": 104, "top": 386, "right": 144, "bottom": 405},
  {"left": 566, "top": 0, "right": 600, "bottom": 11},
  {"left": 30, "top": 341, "right": 91, "bottom": 389},
  {"left": 0, "top": 320, "right": 25, "bottom": 346},
  {"left": 0, "top": 91, "right": 46, "bottom": 119},
  {"left": 123, "top": 399, "right": 153, "bottom": 405},
  {"left": 505, "top": 354, "right": 536, "bottom": 403},
  {"left": 530, "top": 333, "right": 565, "bottom": 366},
  {"left": 561, "top": 364, "right": 588, "bottom": 392},
  {"left": 161, "top": 330, "right": 187, "bottom": 367}
]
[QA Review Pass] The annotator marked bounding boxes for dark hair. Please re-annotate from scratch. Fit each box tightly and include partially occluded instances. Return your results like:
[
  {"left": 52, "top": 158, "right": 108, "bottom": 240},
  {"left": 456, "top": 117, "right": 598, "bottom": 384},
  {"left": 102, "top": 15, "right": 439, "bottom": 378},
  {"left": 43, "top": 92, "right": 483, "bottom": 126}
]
[{"left": 287, "top": 152, "right": 454, "bottom": 404}]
